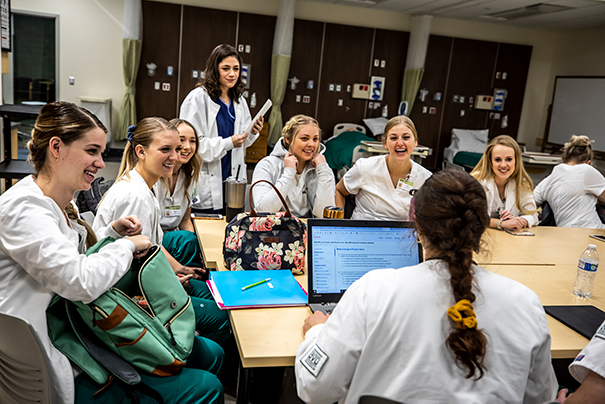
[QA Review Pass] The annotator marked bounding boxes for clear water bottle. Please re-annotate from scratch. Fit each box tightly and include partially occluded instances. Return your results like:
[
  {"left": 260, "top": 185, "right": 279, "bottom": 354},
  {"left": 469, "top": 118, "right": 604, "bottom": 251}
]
[{"left": 572, "top": 244, "right": 599, "bottom": 298}]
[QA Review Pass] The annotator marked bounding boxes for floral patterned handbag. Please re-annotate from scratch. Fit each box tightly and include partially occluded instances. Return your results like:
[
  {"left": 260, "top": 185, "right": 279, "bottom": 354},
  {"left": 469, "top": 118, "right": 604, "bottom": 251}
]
[{"left": 223, "top": 180, "right": 307, "bottom": 274}]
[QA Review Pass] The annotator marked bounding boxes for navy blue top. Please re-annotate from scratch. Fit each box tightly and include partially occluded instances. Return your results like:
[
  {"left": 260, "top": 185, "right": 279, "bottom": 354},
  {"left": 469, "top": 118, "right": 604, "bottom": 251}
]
[{"left": 214, "top": 97, "right": 236, "bottom": 180}]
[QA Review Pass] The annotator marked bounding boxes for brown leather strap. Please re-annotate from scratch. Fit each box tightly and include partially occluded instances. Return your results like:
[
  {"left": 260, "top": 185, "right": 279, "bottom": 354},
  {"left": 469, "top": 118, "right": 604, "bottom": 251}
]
[{"left": 249, "top": 179, "right": 292, "bottom": 217}]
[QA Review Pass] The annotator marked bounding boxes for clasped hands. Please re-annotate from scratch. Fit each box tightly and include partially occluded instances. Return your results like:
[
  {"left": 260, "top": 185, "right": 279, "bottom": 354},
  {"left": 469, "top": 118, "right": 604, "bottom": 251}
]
[{"left": 499, "top": 210, "right": 528, "bottom": 229}]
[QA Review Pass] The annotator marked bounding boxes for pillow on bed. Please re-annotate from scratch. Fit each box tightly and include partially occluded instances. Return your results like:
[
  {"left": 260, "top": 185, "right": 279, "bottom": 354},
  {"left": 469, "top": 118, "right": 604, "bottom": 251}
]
[{"left": 451, "top": 129, "right": 489, "bottom": 154}]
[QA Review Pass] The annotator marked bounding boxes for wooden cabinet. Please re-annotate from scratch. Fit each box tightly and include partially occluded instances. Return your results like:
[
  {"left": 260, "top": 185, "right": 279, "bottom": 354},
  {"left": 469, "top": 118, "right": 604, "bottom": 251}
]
[{"left": 245, "top": 123, "right": 269, "bottom": 164}]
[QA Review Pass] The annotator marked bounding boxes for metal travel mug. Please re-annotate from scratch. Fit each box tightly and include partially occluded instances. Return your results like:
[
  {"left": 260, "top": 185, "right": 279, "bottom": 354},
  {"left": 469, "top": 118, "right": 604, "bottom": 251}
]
[{"left": 323, "top": 206, "right": 344, "bottom": 219}]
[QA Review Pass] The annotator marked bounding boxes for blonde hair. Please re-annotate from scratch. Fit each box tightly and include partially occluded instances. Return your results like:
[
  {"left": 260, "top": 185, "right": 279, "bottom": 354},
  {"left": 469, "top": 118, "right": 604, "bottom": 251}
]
[
  {"left": 562, "top": 135, "right": 593, "bottom": 164},
  {"left": 116, "top": 117, "right": 178, "bottom": 182},
  {"left": 281, "top": 115, "right": 322, "bottom": 151},
  {"left": 382, "top": 116, "right": 418, "bottom": 146},
  {"left": 470, "top": 135, "right": 536, "bottom": 216}
]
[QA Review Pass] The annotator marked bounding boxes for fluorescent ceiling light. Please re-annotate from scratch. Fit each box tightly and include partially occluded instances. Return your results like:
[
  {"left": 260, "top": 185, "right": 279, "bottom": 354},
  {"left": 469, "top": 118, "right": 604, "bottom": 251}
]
[{"left": 483, "top": 3, "right": 572, "bottom": 20}]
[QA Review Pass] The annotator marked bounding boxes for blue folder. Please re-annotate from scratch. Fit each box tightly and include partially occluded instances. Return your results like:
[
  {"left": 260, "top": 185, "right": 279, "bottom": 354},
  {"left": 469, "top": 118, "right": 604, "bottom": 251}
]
[{"left": 207, "top": 270, "right": 308, "bottom": 310}]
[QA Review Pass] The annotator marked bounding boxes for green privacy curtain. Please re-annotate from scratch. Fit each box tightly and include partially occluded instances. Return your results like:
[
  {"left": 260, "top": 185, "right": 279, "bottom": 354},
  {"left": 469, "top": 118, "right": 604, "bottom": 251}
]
[
  {"left": 268, "top": 0, "right": 296, "bottom": 145},
  {"left": 117, "top": 0, "right": 142, "bottom": 141},
  {"left": 401, "top": 15, "right": 432, "bottom": 115}
]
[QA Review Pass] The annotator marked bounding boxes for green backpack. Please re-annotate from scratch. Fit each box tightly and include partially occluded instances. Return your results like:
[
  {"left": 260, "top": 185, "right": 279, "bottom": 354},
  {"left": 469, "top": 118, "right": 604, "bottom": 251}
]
[{"left": 47, "top": 237, "right": 196, "bottom": 386}]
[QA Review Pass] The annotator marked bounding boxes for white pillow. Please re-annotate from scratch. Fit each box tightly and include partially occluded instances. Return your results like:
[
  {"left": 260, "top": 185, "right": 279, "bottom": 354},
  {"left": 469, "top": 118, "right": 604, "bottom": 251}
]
[{"left": 451, "top": 129, "right": 489, "bottom": 154}]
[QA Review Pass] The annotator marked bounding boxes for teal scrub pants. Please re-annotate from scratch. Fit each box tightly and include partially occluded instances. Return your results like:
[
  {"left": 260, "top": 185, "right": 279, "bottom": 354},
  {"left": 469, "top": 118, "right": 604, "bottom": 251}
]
[
  {"left": 162, "top": 230, "right": 203, "bottom": 267},
  {"left": 74, "top": 336, "right": 224, "bottom": 403}
]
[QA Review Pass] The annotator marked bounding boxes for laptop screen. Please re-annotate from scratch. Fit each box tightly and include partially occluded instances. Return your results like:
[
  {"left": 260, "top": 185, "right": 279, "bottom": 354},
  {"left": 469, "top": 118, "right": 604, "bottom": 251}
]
[{"left": 307, "top": 219, "right": 422, "bottom": 303}]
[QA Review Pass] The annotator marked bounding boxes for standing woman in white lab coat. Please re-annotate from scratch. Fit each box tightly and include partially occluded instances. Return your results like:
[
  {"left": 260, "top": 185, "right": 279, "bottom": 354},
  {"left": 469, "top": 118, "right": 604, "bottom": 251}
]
[
  {"left": 470, "top": 134, "right": 538, "bottom": 230},
  {"left": 0, "top": 101, "right": 224, "bottom": 403},
  {"left": 180, "top": 43, "right": 264, "bottom": 213}
]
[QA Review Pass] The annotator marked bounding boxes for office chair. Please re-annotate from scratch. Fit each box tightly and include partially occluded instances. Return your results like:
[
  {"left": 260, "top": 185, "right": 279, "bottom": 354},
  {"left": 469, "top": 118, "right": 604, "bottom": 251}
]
[
  {"left": 359, "top": 395, "right": 403, "bottom": 404},
  {"left": 0, "top": 313, "right": 53, "bottom": 404}
]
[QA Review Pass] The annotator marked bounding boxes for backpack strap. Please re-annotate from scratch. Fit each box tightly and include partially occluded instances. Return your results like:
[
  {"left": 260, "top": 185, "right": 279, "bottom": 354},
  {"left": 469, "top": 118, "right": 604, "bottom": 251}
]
[{"left": 66, "top": 301, "right": 164, "bottom": 403}]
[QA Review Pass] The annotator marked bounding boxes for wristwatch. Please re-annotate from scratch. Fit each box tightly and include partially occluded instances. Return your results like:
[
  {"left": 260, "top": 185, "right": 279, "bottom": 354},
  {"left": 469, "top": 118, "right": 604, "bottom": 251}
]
[{"left": 497, "top": 218, "right": 504, "bottom": 230}]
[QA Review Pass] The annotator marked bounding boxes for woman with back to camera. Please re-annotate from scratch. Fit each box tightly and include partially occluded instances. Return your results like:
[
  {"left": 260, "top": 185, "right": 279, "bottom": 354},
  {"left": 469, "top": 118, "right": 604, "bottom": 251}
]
[
  {"left": 534, "top": 135, "right": 605, "bottom": 228},
  {"left": 180, "top": 43, "right": 263, "bottom": 213},
  {"left": 93, "top": 118, "right": 231, "bottom": 346},
  {"left": 295, "top": 169, "right": 558, "bottom": 403},
  {"left": 153, "top": 118, "right": 204, "bottom": 267},
  {"left": 334, "top": 115, "right": 431, "bottom": 220},
  {"left": 251, "top": 114, "right": 335, "bottom": 218},
  {"left": 0, "top": 101, "right": 224, "bottom": 403},
  {"left": 471, "top": 134, "right": 538, "bottom": 230}
]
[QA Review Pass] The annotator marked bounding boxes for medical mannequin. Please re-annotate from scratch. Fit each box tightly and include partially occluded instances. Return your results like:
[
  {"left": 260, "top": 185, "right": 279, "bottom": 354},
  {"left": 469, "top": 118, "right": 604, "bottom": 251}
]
[
  {"left": 0, "top": 102, "right": 224, "bottom": 403},
  {"left": 335, "top": 115, "right": 431, "bottom": 220},
  {"left": 252, "top": 115, "right": 335, "bottom": 218},
  {"left": 180, "top": 44, "right": 263, "bottom": 212},
  {"left": 535, "top": 135, "right": 605, "bottom": 228},
  {"left": 471, "top": 135, "right": 538, "bottom": 229},
  {"left": 295, "top": 170, "right": 557, "bottom": 403}
]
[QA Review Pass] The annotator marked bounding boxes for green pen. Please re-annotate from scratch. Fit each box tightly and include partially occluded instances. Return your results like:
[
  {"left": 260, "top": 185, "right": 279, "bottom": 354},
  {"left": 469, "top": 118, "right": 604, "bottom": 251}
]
[{"left": 241, "top": 278, "right": 271, "bottom": 291}]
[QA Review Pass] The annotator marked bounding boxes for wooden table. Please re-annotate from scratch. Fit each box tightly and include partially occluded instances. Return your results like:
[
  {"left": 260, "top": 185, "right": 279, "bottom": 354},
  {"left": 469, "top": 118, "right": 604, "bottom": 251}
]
[{"left": 193, "top": 218, "right": 605, "bottom": 366}]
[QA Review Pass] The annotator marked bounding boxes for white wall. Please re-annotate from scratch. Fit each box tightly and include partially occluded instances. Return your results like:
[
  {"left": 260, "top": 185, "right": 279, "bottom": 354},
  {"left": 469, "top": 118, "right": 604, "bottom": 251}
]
[{"left": 13, "top": 0, "right": 595, "bottom": 154}]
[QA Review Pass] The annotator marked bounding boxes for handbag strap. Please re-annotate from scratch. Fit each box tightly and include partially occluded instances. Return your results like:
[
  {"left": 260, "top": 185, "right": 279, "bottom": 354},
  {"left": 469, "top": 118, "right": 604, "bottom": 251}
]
[{"left": 249, "top": 179, "right": 292, "bottom": 218}]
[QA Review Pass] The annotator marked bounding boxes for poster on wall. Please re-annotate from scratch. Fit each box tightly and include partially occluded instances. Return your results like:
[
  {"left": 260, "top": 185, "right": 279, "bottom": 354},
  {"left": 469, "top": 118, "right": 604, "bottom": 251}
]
[{"left": 1, "top": 0, "right": 10, "bottom": 52}]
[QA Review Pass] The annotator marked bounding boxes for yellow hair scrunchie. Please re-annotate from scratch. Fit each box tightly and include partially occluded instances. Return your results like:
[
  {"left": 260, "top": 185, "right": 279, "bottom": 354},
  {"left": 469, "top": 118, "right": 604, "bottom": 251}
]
[{"left": 447, "top": 299, "right": 478, "bottom": 330}]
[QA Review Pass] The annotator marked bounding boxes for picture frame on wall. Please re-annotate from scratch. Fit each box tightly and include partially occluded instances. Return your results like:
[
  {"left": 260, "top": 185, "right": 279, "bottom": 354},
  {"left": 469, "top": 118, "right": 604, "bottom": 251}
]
[{"left": 1, "top": 0, "right": 10, "bottom": 52}]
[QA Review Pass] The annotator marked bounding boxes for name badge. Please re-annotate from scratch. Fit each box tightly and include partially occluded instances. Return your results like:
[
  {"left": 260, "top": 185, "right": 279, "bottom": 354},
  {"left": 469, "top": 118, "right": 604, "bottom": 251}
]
[
  {"left": 397, "top": 178, "right": 414, "bottom": 192},
  {"left": 164, "top": 205, "right": 181, "bottom": 217}
]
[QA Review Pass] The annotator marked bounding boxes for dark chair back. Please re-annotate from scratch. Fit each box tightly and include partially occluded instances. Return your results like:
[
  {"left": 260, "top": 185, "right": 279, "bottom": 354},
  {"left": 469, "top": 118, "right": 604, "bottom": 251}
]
[{"left": 359, "top": 396, "right": 403, "bottom": 404}]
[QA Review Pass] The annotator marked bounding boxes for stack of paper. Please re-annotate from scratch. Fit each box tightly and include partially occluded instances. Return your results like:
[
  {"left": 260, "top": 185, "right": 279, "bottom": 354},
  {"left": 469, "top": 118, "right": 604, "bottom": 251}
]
[{"left": 207, "top": 270, "right": 308, "bottom": 310}]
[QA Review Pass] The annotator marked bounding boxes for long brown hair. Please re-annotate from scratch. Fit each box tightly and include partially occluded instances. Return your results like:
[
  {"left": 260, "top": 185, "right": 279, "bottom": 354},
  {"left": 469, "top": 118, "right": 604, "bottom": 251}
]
[
  {"left": 167, "top": 118, "right": 202, "bottom": 204},
  {"left": 562, "top": 135, "right": 593, "bottom": 164},
  {"left": 414, "top": 169, "right": 489, "bottom": 380},
  {"left": 470, "top": 135, "right": 535, "bottom": 215},
  {"left": 198, "top": 44, "right": 244, "bottom": 102},
  {"left": 28, "top": 101, "right": 105, "bottom": 248}
]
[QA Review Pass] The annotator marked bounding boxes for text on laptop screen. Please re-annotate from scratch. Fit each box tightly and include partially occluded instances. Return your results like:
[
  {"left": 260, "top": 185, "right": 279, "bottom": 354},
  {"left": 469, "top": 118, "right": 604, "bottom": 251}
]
[{"left": 311, "top": 226, "right": 419, "bottom": 294}]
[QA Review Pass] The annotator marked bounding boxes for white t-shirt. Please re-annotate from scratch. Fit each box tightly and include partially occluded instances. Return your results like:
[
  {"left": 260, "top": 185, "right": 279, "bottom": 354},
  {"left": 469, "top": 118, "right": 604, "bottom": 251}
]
[
  {"left": 153, "top": 171, "right": 195, "bottom": 232},
  {"left": 534, "top": 163, "right": 605, "bottom": 229},
  {"left": 343, "top": 155, "right": 432, "bottom": 221},
  {"left": 295, "top": 260, "right": 558, "bottom": 404},
  {"left": 569, "top": 320, "right": 605, "bottom": 382}
]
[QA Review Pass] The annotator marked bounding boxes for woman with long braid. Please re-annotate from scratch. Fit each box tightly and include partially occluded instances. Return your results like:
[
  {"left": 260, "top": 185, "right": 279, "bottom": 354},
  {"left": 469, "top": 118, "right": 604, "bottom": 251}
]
[{"left": 294, "top": 169, "right": 557, "bottom": 403}]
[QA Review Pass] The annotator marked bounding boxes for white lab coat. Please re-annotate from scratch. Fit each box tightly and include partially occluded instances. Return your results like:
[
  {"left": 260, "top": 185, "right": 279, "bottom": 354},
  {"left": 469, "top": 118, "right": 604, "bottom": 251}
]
[
  {"left": 251, "top": 139, "right": 335, "bottom": 218},
  {"left": 153, "top": 171, "right": 194, "bottom": 231},
  {"left": 295, "top": 260, "right": 558, "bottom": 404},
  {"left": 534, "top": 163, "right": 605, "bottom": 228},
  {"left": 179, "top": 87, "right": 257, "bottom": 210},
  {"left": 480, "top": 178, "right": 539, "bottom": 227},
  {"left": 94, "top": 169, "right": 163, "bottom": 244},
  {"left": 569, "top": 320, "right": 605, "bottom": 382},
  {"left": 343, "top": 155, "right": 432, "bottom": 221},
  {"left": 0, "top": 176, "right": 135, "bottom": 404}
]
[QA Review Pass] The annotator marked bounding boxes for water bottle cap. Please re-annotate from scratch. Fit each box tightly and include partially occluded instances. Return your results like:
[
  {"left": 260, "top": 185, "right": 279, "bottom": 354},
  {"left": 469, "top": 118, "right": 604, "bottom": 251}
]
[{"left": 589, "top": 244, "right": 597, "bottom": 249}]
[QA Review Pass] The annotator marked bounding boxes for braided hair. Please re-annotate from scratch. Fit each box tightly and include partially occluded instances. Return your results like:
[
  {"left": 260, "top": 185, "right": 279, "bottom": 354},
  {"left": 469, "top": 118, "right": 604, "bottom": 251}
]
[
  {"left": 281, "top": 115, "right": 322, "bottom": 151},
  {"left": 413, "top": 169, "right": 490, "bottom": 379}
]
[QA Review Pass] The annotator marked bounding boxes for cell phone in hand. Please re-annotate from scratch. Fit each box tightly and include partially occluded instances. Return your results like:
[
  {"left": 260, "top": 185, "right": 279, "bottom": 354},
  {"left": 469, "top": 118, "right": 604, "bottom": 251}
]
[{"left": 589, "top": 234, "right": 605, "bottom": 243}]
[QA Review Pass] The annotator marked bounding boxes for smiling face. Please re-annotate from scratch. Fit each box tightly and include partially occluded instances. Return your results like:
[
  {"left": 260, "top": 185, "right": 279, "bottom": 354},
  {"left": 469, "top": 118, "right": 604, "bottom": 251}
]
[
  {"left": 136, "top": 129, "right": 181, "bottom": 183},
  {"left": 384, "top": 124, "right": 417, "bottom": 161},
  {"left": 176, "top": 123, "right": 197, "bottom": 165},
  {"left": 59, "top": 127, "right": 106, "bottom": 194},
  {"left": 491, "top": 144, "right": 516, "bottom": 182},
  {"left": 289, "top": 124, "right": 320, "bottom": 162},
  {"left": 218, "top": 56, "right": 240, "bottom": 92}
]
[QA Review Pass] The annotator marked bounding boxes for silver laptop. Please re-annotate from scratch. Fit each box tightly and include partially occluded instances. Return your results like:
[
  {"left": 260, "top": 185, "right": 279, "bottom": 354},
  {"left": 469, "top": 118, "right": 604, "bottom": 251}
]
[{"left": 307, "top": 219, "right": 423, "bottom": 315}]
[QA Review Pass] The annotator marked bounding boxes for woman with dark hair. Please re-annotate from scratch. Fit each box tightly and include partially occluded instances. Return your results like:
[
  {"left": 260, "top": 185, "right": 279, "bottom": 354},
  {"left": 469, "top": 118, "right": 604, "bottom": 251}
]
[
  {"left": 295, "top": 169, "right": 557, "bottom": 403},
  {"left": 535, "top": 135, "right": 605, "bottom": 228},
  {"left": 180, "top": 44, "right": 263, "bottom": 212},
  {"left": 471, "top": 134, "right": 538, "bottom": 230},
  {"left": 334, "top": 115, "right": 431, "bottom": 220},
  {"left": 0, "top": 102, "right": 224, "bottom": 403}
]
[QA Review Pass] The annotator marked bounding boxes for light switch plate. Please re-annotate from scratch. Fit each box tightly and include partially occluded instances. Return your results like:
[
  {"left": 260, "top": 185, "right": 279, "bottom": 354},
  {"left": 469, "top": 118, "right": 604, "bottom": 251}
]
[
  {"left": 335, "top": 84, "right": 341, "bottom": 92},
  {"left": 380, "top": 60, "right": 386, "bottom": 68},
  {"left": 329, "top": 84, "right": 335, "bottom": 91},
  {"left": 154, "top": 82, "right": 160, "bottom": 90},
  {"left": 245, "top": 45, "right": 251, "bottom": 53},
  {"left": 296, "top": 95, "right": 301, "bottom": 103},
  {"left": 338, "top": 99, "right": 343, "bottom": 106}
]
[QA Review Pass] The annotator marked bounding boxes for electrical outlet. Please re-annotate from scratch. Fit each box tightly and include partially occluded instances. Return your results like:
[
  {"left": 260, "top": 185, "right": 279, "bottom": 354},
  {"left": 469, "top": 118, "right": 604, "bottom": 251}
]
[
  {"left": 347, "top": 85, "right": 351, "bottom": 92},
  {"left": 336, "top": 84, "right": 341, "bottom": 92},
  {"left": 374, "top": 59, "right": 379, "bottom": 67},
  {"left": 69, "top": 76, "right": 75, "bottom": 85},
  {"left": 422, "top": 106, "right": 428, "bottom": 114},
  {"left": 162, "top": 83, "right": 170, "bottom": 91},
  {"left": 303, "top": 95, "right": 310, "bottom": 103},
  {"left": 368, "top": 102, "right": 374, "bottom": 109},
  {"left": 238, "top": 44, "right": 244, "bottom": 52},
  {"left": 192, "top": 70, "right": 199, "bottom": 79},
  {"left": 329, "top": 84, "right": 335, "bottom": 91}
]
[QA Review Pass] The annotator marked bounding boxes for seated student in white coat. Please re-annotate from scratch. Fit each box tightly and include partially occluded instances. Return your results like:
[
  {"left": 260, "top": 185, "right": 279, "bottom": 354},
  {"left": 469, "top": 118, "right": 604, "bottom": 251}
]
[
  {"left": 334, "top": 115, "right": 431, "bottom": 221},
  {"left": 0, "top": 101, "right": 225, "bottom": 403},
  {"left": 295, "top": 169, "right": 558, "bottom": 403},
  {"left": 153, "top": 118, "right": 204, "bottom": 267},
  {"left": 556, "top": 320, "right": 605, "bottom": 403},
  {"left": 252, "top": 115, "right": 335, "bottom": 218},
  {"left": 180, "top": 44, "right": 263, "bottom": 213},
  {"left": 93, "top": 118, "right": 231, "bottom": 345},
  {"left": 471, "top": 134, "right": 538, "bottom": 230},
  {"left": 535, "top": 135, "right": 605, "bottom": 229}
]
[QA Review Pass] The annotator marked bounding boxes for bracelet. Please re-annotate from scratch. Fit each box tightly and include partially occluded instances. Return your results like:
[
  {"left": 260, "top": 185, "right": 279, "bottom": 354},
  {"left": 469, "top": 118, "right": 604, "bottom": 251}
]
[{"left": 497, "top": 218, "right": 504, "bottom": 230}]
